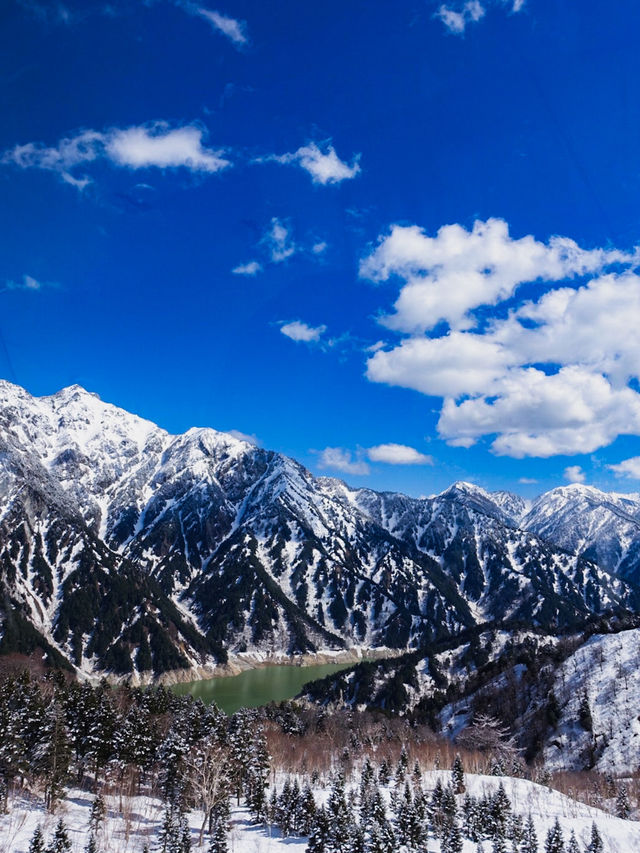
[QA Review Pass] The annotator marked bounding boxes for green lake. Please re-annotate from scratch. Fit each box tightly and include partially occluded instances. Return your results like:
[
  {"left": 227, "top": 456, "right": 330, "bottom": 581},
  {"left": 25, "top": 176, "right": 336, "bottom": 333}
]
[{"left": 171, "top": 661, "right": 354, "bottom": 714}]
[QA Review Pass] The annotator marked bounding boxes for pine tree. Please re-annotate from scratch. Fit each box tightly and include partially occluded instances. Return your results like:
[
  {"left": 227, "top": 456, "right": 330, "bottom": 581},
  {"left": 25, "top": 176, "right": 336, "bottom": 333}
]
[
  {"left": 84, "top": 835, "right": 98, "bottom": 853},
  {"left": 306, "top": 806, "right": 329, "bottom": 853},
  {"left": 544, "top": 818, "right": 564, "bottom": 853},
  {"left": 28, "top": 826, "right": 46, "bottom": 853},
  {"left": 587, "top": 822, "right": 603, "bottom": 853},
  {"left": 578, "top": 692, "right": 593, "bottom": 732},
  {"left": 566, "top": 830, "right": 580, "bottom": 853},
  {"left": 47, "top": 818, "right": 72, "bottom": 853},
  {"left": 616, "top": 783, "right": 631, "bottom": 819},
  {"left": 158, "top": 802, "right": 185, "bottom": 853},
  {"left": 442, "top": 814, "right": 464, "bottom": 853},
  {"left": 327, "top": 773, "right": 353, "bottom": 852},
  {"left": 207, "top": 817, "right": 228, "bottom": 853},
  {"left": 395, "top": 747, "right": 409, "bottom": 784},
  {"left": 462, "top": 794, "right": 481, "bottom": 842},
  {"left": 489, "top": 784, "right": 511, "bottom": 840},
  {"left": 89, "top": 792, "right": 106, "bottom": 834},
  {"left": 451, "top": 754, "right": 465, "bottom": 794},
  {"left": 507, "top": 813, "right": 524, "bottom": 850},
  {"left": 521, "top": 815, "right": 538, "bottom": 853},
  {"left": 377, "top": 759, "right": 391, "bottom": 786},
  {"left": 35, "top": 704, "right": 71, "bottom": 812}
]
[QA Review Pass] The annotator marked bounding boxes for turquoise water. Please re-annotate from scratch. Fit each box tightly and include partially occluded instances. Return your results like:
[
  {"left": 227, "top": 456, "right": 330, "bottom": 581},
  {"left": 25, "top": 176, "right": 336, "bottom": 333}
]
[{"left": 171, "top": 661, "right": 353, "bottom": 714}]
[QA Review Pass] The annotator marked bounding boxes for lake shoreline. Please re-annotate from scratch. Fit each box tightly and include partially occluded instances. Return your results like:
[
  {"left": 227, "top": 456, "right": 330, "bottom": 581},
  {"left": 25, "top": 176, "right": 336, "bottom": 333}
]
[{"left": 155, "top": 645, "right": 400, "bottom": 687}]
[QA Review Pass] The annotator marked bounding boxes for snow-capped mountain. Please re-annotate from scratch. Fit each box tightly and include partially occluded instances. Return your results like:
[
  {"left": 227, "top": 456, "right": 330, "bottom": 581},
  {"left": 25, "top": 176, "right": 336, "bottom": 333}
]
[
  {"left": 522, "top": 484, "right": 640, "bottom": 581},
  {"left": 0, "top": 380, "right": 637, "bottom": 681}
]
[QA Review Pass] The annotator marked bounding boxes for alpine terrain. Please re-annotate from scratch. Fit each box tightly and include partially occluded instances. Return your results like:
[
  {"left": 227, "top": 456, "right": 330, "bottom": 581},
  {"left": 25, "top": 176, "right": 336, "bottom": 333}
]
[{"left": 0, "top": 380, "right": 638, "bottom": 682}]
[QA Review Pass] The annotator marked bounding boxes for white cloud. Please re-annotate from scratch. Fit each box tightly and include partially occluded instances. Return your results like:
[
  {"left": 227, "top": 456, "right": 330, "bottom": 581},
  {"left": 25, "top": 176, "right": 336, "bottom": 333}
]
[
  {"left": 2, "top": 274, "right": 52, "bottom": 293},
  {"left": 436, "top": 1, "right": 485, "bottom": 34},
  {"left": 280, "top": 321, "right": 326, "bottom": 343},
  {"left": 564, "top": 465, "right": 586, "bottom": 484},
  {"left": 312, "top": 241, "right": 328, "bottom": 255},
  {"left": 317, "top": 447, "right": 370, "bottom": 476},
  {"left": 608, "top": 457, "right": 640, "bottom": 480},
  {"left": 272, "top": 141, "right": 361, "bottom": 185},
  {"left": 262, "top": 218, "right": 296, "bottom": 263},
  {"left": 2, "top": 123, "right": 230, "bottom": 186},
  {"left": 362, "top": 218, "right": 640, "bottom": 458},
  {"left": 436, "top": 0, "right": 524, "bottom": 34},
  {"left": 232, "top": 261, "right": 262, "bottom": 276},
  {"left": 105, "top": 124, "right": 228, "bottom": 172},
  {"left": 227, "top": 429, "right": 260, "bottom": 445},
  {"left": 367, "top": 444, "right": 434, "bottom": 465},
  {"left": 518, "top": 477, "right": 538, "bottom": 484},
  {"left": 186, "top": 6, "right": 248, "bottom": 46},
  {"left": 360, "top": 218, "right": 629, "bottom": 333}
]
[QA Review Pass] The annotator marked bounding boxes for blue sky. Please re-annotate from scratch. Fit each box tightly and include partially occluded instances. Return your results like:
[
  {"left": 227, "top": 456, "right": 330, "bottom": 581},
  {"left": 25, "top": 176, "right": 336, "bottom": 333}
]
[{"left": 3, "top": 0, "right": 640, "bottom": 498}]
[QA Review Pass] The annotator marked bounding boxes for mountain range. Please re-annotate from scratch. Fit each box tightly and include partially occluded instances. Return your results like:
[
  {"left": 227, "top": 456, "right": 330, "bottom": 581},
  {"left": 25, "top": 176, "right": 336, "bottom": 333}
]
[{"left": 1, "top": 379, "right": 639, "bottom": 681}]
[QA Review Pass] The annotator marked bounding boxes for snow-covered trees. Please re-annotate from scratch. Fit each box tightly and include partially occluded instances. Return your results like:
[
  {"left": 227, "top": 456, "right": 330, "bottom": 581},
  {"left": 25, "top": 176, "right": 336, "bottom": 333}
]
[
  {"left": 615, "top": 783, "right": 631, "bottom": 819},
  {"left": 544, "top": 817, "right": 564, "bottom": 853},
  {"left": 451, "top": 754, "right": 465, "bottom": 794}
]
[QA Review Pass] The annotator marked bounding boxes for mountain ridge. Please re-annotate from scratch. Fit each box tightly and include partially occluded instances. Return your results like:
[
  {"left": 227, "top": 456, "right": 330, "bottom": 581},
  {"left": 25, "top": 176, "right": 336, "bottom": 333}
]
[{"left": 0, "top": 379, "right": 638, "bottom": 681}]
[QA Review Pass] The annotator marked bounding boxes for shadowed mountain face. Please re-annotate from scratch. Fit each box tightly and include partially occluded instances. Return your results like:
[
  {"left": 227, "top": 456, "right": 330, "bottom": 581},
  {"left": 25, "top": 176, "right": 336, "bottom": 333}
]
[{"left": 0, "top": 380, "right": 637, "bottom": 680}]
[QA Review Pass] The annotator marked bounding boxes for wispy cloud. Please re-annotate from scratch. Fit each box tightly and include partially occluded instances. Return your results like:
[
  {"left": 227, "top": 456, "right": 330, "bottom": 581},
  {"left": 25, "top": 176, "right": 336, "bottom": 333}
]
[
  {"left": 262, "top": 218, "right": 297, "bottom": 263},
  {"left": 178, "top": 3, "right": 248, "bottom": 47},
  {"left": 231, "top": 260, "right": 262, "bottom": 276},
  {"left": 227, "top": 429, "right": 261, "bottom": 445},
  {"left": 268, "top": 141, "right": 361, "bottom": 186},
  {"left": 280, "top": 321, "right": 326, "bottom": 343},
  {"left": 2, "top": 122, "right": 230, "bottom": 188},
  {"left": 435, "top": 0, "right": 524, "bottom": 35},
  {"left": 608, "top": 457, "right": 640, "bottom": 480},
  {"left": 317, "top": 447, "right": 370, "bottom": 476},
  {"left": 1, "top": 274, "right": 54, "bottom": 294}
]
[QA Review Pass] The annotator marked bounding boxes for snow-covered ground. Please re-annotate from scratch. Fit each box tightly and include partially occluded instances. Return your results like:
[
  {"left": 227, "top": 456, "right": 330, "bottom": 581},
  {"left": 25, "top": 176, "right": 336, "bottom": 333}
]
[
  {"left": 544, "top": 628, "right": 640, "bottom": 773},
  {"left": 1, "top": 772, "right": 638, "bottom": 852}
]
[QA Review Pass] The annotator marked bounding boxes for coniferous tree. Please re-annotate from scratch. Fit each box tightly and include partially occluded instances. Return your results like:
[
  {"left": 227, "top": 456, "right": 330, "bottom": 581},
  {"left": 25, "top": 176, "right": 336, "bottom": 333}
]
[
  {"left": 28, "top": 825, "right": 46, "bottom": 853},
  {"left": 89, "top": 792, "right": 106, "bottom": 834},
  {"left": 299, "top": 783, "right": 317, "bottom": 836},
  {"left": 327, "top": 773, "right": 352, "bottom": 853},
  {"left": 578, "top": 692, "right": 593, "bottom": 732},
  {"left": 47, "top": 818, "right": 72, "bottom": 853},
  {"left": 84, "top": 835, "right": 98, "bottom": 853},
  {"left": 615, "top": 783, "right": 631, "bottom": 819},
  {"left": 587, "top": 822, "right": 604, "bottom": 853},
  {"left": 507, "top": 813, "right": 524, "bottom": 851},
  {"left": 207, "top": 817, "right": 228, "bottom": 853},
  {"left": 307, "top": 806, "right": 329, "bottom": 853},
  {"left": 395, "top": 747, "right": 409, "bottom": 784},
  {"left": 377, "top": 760, "right": 391, "bottom": 787},
  {"left": 544, "top": 818, "right": 565, "bottom": 853},
  {"left": 451, "top": 754, "right": 465, "bottom": 794},
  {"left": 442, "top": 814, "right": 464, "bottom": 853},
  {"left": 489, "top": 784, "right": 511, "bottom": 840},
  {"left": 566, "top": 830, "right": 580, "bottom": 853},
  {"left": 521, "top": 814, "right": 538, "bottom": 853},
  {"left": 36, "top": 704, "right": 71, "bottom": 812}
]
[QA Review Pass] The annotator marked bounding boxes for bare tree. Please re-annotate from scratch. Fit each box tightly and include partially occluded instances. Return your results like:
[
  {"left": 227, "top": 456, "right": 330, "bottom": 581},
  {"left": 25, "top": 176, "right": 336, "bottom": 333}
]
[{"left": 184, "top": 739, "right": 230, "bottom": 845}]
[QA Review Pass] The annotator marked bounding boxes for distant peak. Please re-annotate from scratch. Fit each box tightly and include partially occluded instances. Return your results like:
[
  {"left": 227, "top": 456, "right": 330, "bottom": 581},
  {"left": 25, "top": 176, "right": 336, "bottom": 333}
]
[{"left": 441, "top": 480, "right": 488, "bottom": 498}]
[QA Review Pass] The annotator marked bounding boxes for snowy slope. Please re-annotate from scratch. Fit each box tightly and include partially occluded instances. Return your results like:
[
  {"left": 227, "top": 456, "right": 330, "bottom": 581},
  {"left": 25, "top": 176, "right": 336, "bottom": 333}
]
[
  {"left": 0, "top": 774, "right": 637, "bottom": 853},
  {"left": 542, "top": 627, "right": 640, "bottom": 773},
  {"left": 523, "top": 484, "right": 640, "bottom": 581}
]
